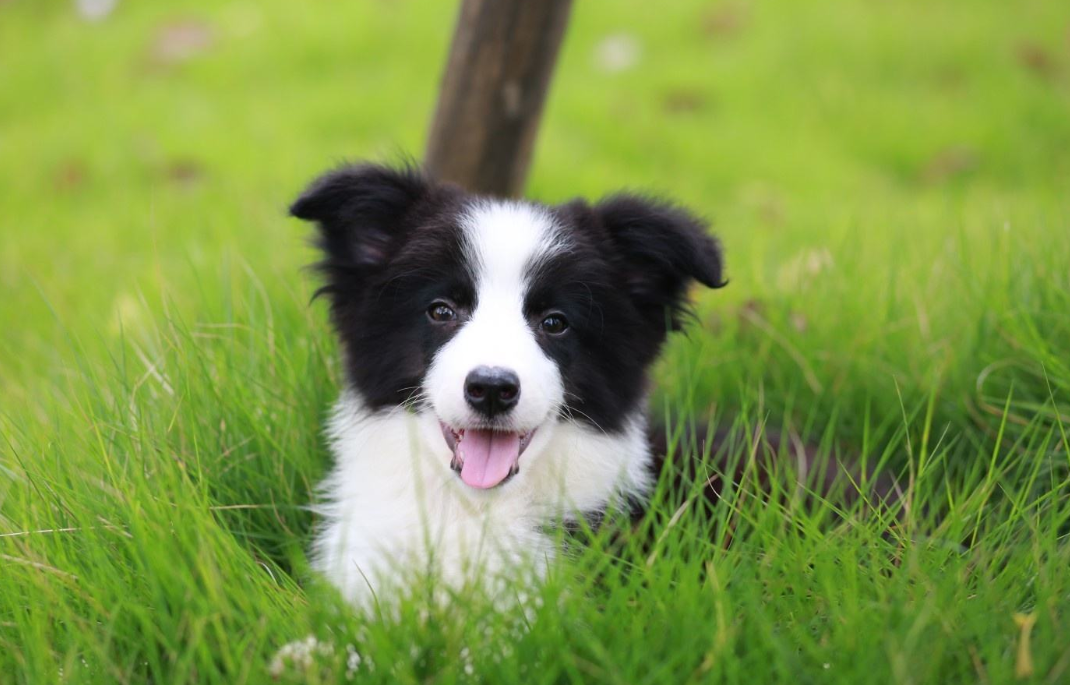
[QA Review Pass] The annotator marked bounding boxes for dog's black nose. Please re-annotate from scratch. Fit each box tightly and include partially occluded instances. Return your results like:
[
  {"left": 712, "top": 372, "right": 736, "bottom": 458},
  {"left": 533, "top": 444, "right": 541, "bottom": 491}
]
[{"left": 464, "top": 366, "right": 520, "bottom": 417}]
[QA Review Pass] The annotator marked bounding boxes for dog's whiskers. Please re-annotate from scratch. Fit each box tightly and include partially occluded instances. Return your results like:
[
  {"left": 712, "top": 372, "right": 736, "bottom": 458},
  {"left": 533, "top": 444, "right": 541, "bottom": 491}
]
[
  {"left": 398, "top": 385, "right": 431, "bottom": 410},
  {"left": 558, "top": 400, "right": 609, "bottom": 436}
]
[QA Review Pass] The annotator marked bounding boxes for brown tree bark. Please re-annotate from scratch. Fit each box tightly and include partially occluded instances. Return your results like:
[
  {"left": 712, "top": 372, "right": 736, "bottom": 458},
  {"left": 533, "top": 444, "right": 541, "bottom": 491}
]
[{"left": 425, "top": 0, "right": 573, "bottom": 197}]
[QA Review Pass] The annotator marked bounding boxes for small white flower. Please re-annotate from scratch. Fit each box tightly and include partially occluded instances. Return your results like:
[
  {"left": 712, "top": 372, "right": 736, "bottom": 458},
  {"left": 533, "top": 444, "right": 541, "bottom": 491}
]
[
  {"left": 344, "top": 643, "right": 362, "bottom": 681},
  {"left": 268, "top": 635, "right": 334, "bottom": 678}
]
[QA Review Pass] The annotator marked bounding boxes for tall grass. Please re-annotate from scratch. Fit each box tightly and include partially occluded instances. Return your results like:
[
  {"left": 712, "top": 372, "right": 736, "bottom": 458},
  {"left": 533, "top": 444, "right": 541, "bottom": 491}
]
[{"left": 2, "top": 215, "right": 1067, "bottom": 683}]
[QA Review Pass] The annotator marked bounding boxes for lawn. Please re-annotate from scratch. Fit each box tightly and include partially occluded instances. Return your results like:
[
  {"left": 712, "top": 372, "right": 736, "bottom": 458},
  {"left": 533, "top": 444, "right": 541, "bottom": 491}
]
[{"left": 2, "top": 0, "right": 1069, "bottom": 682}]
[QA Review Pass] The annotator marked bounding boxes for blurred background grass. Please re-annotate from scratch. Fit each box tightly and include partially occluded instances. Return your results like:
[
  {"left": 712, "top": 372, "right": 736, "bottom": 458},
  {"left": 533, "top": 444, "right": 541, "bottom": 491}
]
[
  {"left": 2, "top": 0, "right": 1067, "bottom": 396},
  {"left": 2, "top": 1, "right": 1070, "bottom": 683}
]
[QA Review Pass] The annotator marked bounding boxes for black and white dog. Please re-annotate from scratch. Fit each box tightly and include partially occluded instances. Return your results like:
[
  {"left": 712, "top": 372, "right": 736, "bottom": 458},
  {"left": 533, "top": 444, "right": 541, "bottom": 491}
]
[{"left": 290, "top": 163, "right": 725, "bottom": 608}]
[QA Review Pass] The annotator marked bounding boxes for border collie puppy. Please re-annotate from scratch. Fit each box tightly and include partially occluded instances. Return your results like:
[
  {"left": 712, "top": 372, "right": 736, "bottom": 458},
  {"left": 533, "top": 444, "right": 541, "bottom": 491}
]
[{"left": 290, "top": 163, "right": 725, "bottom": 608}]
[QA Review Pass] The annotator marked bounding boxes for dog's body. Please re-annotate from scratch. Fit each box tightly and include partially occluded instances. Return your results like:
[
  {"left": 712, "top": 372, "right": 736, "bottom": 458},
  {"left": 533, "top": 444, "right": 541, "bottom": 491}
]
[
  {"left": 291, "top": 164, "right": 724, "bottom": 608},
  {"left": 312, "top": 392, "right": 652, "bottom": 607}
]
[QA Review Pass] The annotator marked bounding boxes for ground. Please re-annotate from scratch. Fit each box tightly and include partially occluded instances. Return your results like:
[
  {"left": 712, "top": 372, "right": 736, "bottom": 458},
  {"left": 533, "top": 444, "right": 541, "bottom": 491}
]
[{"left": 1, "top": 0, "right": 1069, "bottom": 683}]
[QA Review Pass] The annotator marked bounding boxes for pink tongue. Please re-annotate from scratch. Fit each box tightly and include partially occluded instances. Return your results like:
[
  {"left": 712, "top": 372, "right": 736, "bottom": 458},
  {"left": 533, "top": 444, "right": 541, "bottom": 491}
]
[{"left": 458, "top": 429, "right": 521, "bottom": 489}]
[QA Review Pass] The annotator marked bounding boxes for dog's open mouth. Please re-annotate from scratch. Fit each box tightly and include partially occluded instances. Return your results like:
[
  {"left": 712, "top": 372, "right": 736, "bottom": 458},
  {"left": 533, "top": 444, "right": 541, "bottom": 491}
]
[{"left": 440, "top": 423, "right": 536, "bottom": 489}]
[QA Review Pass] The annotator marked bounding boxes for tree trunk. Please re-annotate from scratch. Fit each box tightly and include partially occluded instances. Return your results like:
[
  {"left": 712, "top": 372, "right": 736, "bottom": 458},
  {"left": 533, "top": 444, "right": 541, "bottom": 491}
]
[{"left": 425, "top": 0, "right": 573, "bottom": 197}]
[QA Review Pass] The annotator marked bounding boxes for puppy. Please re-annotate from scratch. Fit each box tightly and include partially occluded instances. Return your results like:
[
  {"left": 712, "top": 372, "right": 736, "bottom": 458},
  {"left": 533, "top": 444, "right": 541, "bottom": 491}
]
[{"left": 290, "top": 163, "right": 725, "bottom": 608}]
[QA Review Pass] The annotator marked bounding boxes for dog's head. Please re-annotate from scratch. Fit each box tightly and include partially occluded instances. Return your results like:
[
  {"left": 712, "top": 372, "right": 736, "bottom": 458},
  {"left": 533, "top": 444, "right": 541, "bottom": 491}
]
[{"left": 292, "top": 163, "right": 725, "bottom": 491}]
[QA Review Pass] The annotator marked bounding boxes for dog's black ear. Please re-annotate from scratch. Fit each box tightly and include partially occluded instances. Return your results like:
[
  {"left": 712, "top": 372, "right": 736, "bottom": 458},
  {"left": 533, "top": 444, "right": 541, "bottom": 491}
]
[
  {"left": 290, "top": 163, "right": 431, "bottom": 268},
  {"left": 594, "top": 194, "right": 726, "bottom": 328}
]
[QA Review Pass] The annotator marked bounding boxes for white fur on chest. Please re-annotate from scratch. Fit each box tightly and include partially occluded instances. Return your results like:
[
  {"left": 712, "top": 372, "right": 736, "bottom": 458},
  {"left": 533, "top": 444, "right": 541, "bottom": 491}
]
[{"left": 311, "top": 393, "right": 651, "bottom": 609}]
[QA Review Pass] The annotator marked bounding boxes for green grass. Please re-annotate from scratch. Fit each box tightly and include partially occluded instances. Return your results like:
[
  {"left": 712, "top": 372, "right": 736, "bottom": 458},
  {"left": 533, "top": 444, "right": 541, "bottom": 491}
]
[{"left": 2, "top": 0, "right": 1070, "bottom": 682}]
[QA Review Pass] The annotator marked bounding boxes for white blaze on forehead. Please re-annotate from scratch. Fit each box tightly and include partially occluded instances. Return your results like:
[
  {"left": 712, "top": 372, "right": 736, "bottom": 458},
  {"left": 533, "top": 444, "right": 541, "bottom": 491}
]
[{"left": 460, "top": 200, "right": 565, "bottom": 291}]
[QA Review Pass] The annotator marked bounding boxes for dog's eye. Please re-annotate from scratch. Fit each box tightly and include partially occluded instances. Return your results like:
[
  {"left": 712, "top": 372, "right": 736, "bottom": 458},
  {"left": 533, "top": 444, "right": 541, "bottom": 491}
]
[
  {"left": 428, "top": 302, "right": 456, "bottom": 323},
  {"left": 540, "top": 313, "right": 569, "bottom": 335}
]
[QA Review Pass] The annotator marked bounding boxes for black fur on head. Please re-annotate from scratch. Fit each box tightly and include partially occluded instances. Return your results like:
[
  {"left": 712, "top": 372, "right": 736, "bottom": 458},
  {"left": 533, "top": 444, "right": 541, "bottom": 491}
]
[
  {"left": 591, "top": 194, "right": 725, "bottom": 331},
  {"left": 290, "top": 162, "right": 434, "bottom": 275},
  {"left": 540, "top": 196, "right": 725, "bottom": 429},
  {"left": 291, "top": 162, "right": 726, "bottom": 432},
  {"left": 290, "top": 163, "right": 472, "bottom": 408}
]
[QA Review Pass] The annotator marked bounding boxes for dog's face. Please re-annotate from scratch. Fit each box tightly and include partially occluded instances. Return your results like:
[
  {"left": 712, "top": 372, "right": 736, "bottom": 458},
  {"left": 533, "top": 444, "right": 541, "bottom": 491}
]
[{"left": 292, "top": 164, "right": 724, "bottom": 491}]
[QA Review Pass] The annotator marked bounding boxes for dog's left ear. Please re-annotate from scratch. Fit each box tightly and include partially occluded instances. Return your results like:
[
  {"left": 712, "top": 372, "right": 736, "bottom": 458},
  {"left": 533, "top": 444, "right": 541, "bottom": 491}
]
[{"left": 594, "top": 194, "right": 726, "bottom": 328}]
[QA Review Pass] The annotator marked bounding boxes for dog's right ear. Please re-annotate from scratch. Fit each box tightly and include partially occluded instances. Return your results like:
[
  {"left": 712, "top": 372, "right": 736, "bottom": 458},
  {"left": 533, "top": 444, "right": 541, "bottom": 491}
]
[{"left": 290, "top": 163, "right": 431, "bottom": 268}]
